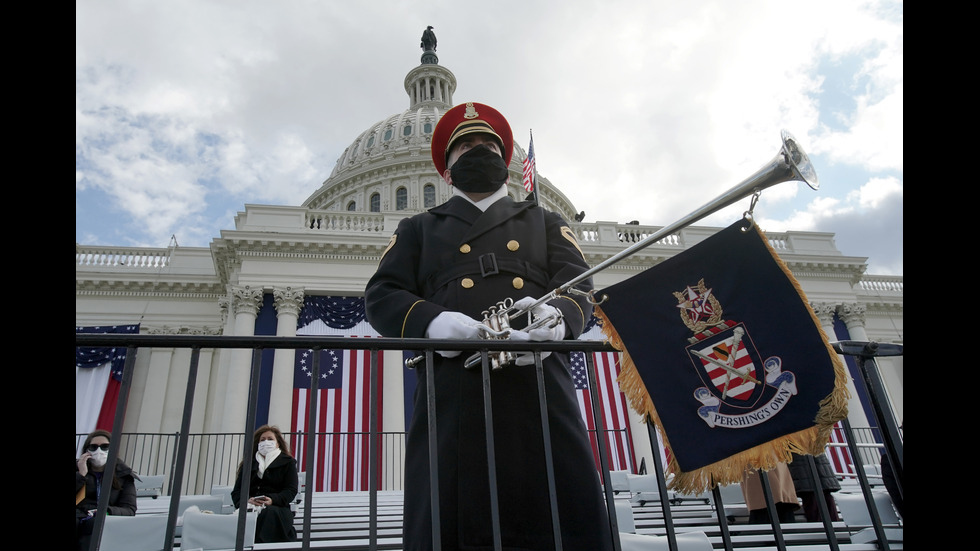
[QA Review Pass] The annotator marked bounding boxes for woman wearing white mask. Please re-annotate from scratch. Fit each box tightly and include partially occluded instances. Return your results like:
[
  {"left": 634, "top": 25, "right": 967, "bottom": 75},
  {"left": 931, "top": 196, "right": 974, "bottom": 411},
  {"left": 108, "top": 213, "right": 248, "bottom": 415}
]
[
  {"left": 231, "top": 425, "right": 298, "bottom": 543},
  {"left": 75, "top": 429, "right": 138, "bottom": 551}
]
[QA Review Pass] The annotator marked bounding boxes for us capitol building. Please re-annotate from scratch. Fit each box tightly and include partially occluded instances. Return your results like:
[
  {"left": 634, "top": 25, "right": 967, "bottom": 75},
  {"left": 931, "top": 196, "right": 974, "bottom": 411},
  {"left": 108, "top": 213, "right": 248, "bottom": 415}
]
[{"left": 75, "top": 38, "right": 903, "bottom": 487}]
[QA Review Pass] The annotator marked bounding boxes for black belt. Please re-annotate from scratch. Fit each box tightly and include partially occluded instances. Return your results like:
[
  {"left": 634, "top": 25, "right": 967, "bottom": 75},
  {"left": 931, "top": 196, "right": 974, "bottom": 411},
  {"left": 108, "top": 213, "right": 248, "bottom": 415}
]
[{"left": 428, "top": 252, "right": 549, "bottom": 291}]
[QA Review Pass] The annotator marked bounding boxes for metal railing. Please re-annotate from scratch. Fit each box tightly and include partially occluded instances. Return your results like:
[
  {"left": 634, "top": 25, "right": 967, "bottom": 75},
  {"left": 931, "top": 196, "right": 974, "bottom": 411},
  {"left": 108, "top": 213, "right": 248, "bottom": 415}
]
[
  {"left": 76, "top": 333, "right": 903, "bottom": 551},
  {"left": 75, "top": 427, "right": 632, "bottom": 496}
]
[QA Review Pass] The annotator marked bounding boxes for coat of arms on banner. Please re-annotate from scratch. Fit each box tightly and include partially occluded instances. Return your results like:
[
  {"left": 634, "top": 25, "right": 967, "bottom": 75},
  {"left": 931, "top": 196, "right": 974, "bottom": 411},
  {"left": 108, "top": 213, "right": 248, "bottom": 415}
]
[{"left": 676, "top": 281, "right": 797, "bottom": 429}]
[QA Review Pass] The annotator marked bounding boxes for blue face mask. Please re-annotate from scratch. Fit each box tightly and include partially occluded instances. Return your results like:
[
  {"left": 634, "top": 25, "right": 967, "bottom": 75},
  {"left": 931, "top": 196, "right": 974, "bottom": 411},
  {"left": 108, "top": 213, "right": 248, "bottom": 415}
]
[{"left": 450, "top": 145, "right": 509, "bottom": 193}]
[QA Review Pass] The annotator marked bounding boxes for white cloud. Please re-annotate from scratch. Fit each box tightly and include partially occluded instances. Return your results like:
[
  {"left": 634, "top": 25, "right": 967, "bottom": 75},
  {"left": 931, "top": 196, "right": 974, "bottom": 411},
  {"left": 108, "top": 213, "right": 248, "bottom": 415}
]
[{"left": 76, "top": 0, "right": 902, "bottom": 275}]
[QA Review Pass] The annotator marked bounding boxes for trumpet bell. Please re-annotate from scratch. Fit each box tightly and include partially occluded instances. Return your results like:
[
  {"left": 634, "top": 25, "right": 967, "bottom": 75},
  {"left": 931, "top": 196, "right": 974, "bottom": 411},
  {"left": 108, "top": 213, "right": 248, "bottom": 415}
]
[{"left": 781, "top": 130, "right": 819, "bottom": 190}]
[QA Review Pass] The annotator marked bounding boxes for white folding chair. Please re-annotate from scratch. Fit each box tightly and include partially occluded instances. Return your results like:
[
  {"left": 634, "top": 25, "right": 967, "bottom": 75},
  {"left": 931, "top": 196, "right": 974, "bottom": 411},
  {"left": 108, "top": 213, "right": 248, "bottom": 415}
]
[
  {"left": 99, "top": 514, "right": 169, "bottom": 551},
  {"left": 619, "top": 531, "right": 714, "bottom": 551},
  {"left": 609, "top": 470, "right": 631, "bottom": 495},
  {"left": 293, "top": 470, "right": 306, "bottom": 512},
  {"left": 627, "top": 474, "right": 660, "bottom": 506},
  {"left": 840, "top": 491, "right": 903, "bottom": 546},
  {"left": 178, "top": 494, "right": 225, "bottom": 516},
  {"left": 134, "top": 474, "right": 166, "bottom": 499},
  {"left": 614, "top": 499, "right": 636, "bottom": 534},
  {"left": 835, "top": 490, "right": 901, "bottom": 528},
  {"left": 210, "top": 484, "right": 236, "bottom": 515},
  {"left": 718, "top": 482, "right": 747, "bottom": 522},
  {"left": 171, "top": 495, "right": 224, "bottom": 538},
  {"left": 614, "top": 480, "right": 713, "bottom": 551},
  {"left": 179, "top": 509, "right": 257, "bottom": 550},
  {"left": 863, "top": 463, "right": 884, "bottom": 486}
]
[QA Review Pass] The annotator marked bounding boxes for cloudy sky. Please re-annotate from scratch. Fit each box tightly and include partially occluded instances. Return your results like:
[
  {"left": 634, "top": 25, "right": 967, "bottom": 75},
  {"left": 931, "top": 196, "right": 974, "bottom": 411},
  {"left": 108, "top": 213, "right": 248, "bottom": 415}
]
[{"left": 76, "top": 0, "right": 902, "bottom": 276}]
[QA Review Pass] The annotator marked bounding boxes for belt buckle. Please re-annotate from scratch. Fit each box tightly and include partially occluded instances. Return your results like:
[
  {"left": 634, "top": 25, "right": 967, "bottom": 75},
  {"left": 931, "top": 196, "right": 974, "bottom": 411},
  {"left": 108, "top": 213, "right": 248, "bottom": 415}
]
[{"left": 479, "top": 253, "right": 499, "bottom": 277}]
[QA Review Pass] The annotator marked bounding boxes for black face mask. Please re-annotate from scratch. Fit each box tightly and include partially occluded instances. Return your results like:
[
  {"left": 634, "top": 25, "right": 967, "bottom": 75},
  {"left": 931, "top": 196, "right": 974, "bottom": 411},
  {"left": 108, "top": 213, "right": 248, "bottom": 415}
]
[{"left": 449, "top": 144, "right": 509, "bottom": 193}]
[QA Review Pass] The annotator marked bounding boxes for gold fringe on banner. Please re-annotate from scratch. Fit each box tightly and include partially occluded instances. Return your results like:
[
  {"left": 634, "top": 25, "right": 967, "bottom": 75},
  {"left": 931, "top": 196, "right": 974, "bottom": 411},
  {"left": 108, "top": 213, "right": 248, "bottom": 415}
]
[{"left": 596, "top": 221, "right": 850, "bottom": 495}]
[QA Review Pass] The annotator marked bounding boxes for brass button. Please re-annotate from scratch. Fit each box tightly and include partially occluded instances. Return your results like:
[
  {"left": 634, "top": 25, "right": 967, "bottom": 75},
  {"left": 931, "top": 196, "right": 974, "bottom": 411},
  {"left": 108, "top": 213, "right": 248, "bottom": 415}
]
[
  {"left": 507, "top": 240, "right": 520, "bottom": 251},
  {"left": 461, "top": 278, "right": 474, "bottom": 288},
  {"left": 459, "top": 244, "right": 471, "bottom": 254},
  {"left": 512, "top": 277, "right": 524, "bottom": 289}
]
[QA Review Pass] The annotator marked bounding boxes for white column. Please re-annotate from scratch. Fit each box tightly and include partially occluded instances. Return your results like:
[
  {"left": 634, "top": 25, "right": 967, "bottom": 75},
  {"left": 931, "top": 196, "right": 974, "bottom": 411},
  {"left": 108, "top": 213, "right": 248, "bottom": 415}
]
[
  {"left": 268, "top": 286, "right": 305, "bottom": 430},
  {"left": 381, "top": 350, "right": 406, "bottom": 489},
  {"left": 220, "top": 285, "right": 264, "bottom": 433},
  {"left": 205, "top": 296, "right": 233, "bottom": 435},
  {"left": 189, "top": 347, "right": 215, "bottom": 435},
  {"left": 838, "top": 303, "right": 892, "bottom": 429},
  {"left": 137, "top": 347, "right": 174, "bottom": 432},
  {"left": 811, "top": 302, "right": 868, "bottom": 428}
]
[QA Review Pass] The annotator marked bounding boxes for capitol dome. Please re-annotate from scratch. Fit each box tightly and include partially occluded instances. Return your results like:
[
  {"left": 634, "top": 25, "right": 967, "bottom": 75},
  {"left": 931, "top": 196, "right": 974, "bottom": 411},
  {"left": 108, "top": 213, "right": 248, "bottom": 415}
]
[{"left": 301, "top": 43, "right": 581, "bottom": 223}]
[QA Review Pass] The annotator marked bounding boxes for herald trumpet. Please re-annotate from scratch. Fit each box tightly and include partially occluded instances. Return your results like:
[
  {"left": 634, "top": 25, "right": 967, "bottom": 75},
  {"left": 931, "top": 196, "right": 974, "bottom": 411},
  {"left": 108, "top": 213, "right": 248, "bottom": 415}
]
[{"left": 417, "top": 130, "right": 818, "bottom": 370}]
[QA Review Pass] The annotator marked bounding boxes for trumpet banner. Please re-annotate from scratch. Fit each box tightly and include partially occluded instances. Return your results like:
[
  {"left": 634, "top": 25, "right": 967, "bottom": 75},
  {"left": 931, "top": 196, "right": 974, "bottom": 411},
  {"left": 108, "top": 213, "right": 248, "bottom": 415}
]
[{"left": 595, "top": 219, "right": 848, "bottom": 494}]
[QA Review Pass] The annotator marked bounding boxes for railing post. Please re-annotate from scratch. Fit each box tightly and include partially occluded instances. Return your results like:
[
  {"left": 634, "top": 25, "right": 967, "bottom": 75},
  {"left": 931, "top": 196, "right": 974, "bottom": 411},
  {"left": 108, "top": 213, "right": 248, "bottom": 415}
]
[
  {"left": 299, "top": 348, "right": 321, "bottom": 551},
  {"left": 757, "top": 470, "right": 787, "bottom": 551},
  {"left": 91, "top": 346, "right": 138, "bottom": 551},
  {"left": 368, "top": 348, "right": 380, "bottom": 551},
  {"left": 585, "top": 352, "right": 621, "bottom": 551},
  {"left": 645, "top": 421, "right": 676, "bottom": 551},
  {"left": 233, "top": 349, "right": 264, "bottom": 551},
  {"left": 804, "top": 454, "right": 841, "bottom": 550},
  {"left": 479, "top": 352, "right": 503, "bottom": 550},
  {"left": 709, "top": 482, "right": 734, "bottom": 551},
  {"left": 841, "top": 418, "right": 891, "bottom": 550},
  {"left": 532, "top": 352, "right": 563, "bottom": 550},
  {"left": 424, "top": 349, "right": 442, "bottom": 549},
  {"left": 163, "top": 347, "right": 202, "bottom": 551}
]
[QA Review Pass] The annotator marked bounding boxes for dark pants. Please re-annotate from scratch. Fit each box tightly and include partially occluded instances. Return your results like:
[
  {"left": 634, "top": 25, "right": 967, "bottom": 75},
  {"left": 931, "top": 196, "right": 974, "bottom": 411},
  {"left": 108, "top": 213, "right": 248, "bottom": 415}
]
[
  {"left": 255, "top": 505, "right": 297, "bottom": 543},
  {"left": 748, "top": 502, "right": 798, "bottom": 524},
  {"left": 800, "top": 490, "right": 841, "bottom": 522},
  {"left": 76, "top": 516, "right": 94, "bottom": 551}
]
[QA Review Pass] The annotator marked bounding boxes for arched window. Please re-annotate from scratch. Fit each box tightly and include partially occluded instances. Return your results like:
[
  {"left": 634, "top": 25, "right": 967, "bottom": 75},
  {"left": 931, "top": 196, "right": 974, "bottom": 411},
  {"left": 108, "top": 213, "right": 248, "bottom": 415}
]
[
  {"left": 423, "top": 122, "right": 433, "bottom": 133},
  {"left": 423, "top": 184, "right": 436, "bottom": 208},
  {"left": 370, "top": 193, "right": 380, "bottom": 212},
  {"left": 346, "top": 200, "right": 356, "bottom": 211},
  {"left": 367, "top": 136, "right": 375, "bottom": 148},
  {"left": 403, "top": 124, "right": 413, "bottom": 137},
  {"left": 384, "top": 128, "right": 393, "bottom": 141},
  {"left": 396, "top": 187, "right": 408, "bottom": 210}
]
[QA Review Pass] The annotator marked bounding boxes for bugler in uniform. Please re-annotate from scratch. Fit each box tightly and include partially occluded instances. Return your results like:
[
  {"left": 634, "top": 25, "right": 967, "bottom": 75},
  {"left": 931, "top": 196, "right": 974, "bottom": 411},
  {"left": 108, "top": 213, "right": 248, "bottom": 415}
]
[{"left": 365, "top": 102, "right": 613, "bottom": 550}]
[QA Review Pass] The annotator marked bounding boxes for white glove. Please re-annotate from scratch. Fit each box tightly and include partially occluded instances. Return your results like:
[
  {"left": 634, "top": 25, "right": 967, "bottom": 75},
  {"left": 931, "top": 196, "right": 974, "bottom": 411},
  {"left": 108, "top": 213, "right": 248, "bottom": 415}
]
[
  {"left": 425, "top": 311, "right": 484, "bottom": 358},
  {"left": 512, "top": 296, "right": 566, "bottom": 342},
  {"left": 509, "top": 329, "right": 552, "bottom": 366}
]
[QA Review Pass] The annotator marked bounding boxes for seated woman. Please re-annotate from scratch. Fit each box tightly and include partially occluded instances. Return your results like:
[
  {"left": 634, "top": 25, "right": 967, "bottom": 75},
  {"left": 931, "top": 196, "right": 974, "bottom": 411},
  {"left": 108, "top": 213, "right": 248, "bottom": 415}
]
[
  {"left": 231, "top": 425, "right": 298, "bottom": 543},
  {"left": 75, "top": 429, "right": 138, "bottom": 551}
]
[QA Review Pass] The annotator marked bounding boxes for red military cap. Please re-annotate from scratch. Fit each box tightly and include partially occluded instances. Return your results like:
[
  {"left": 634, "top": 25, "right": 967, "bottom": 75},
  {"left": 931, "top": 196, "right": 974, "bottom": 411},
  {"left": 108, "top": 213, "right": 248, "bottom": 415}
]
[{"left": 431, "top": 101, "right": 514, "bottom": 175}]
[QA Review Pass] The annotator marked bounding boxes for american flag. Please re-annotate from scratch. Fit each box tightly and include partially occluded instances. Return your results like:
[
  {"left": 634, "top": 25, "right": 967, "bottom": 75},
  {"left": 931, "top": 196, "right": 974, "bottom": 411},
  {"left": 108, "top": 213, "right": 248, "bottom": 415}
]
[
  {"left": 290, "top": 344, "right": 384, "bottom": 492},
  {"left": 522, "top": 134, "right": 535, "bottom": 193},
  {"left": 570, "top": 350, "right": 635, "bottom": 472},
  {"left": 825, "top": 420, "right": 855, "bottom": 476},
  {"left": 75, "top": 324, "right": 139, "bottom": 433}
]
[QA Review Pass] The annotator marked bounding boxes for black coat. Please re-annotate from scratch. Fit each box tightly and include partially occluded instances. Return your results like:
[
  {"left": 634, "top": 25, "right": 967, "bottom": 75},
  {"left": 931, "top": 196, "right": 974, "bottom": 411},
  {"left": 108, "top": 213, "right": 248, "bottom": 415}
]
[
  {"left": 231, "top": 453, "right": 298, "bottom": 543},
  {"left": 75, "top": 459, "right": 138, "bottom": 519},
  {"left": 365, "top": 196, "right": 613, "bottom": 550},
  {"left": 788, "top": 452, "right": 841, "bottom": 493}
]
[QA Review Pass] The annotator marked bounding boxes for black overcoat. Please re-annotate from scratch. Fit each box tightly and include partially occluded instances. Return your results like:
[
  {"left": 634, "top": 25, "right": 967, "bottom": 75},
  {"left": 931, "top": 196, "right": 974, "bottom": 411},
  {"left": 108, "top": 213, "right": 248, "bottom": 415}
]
[
  {"left": 365, "top": 196, "right": 613, "bottom": 550},
  {"left": 75, "top": 459, "right": 139, "bottom": 551},
  {"left": 231, "top": 453, "right": 298, "bottom": 543},
  {"left": 75, "top": 459, "right": 139, "bottom": 519},
  {"left": 787, "top": 452, "right": 841, "bottom": 493}
]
